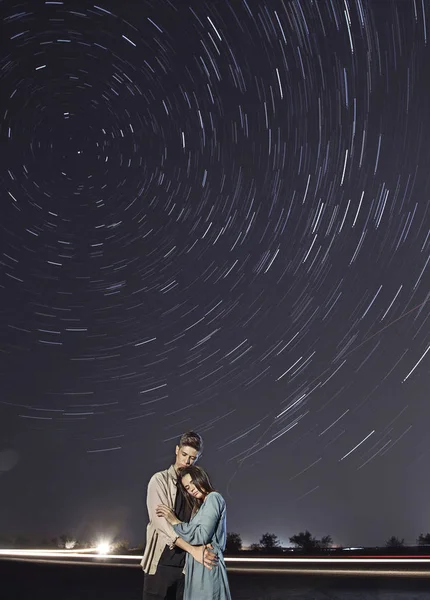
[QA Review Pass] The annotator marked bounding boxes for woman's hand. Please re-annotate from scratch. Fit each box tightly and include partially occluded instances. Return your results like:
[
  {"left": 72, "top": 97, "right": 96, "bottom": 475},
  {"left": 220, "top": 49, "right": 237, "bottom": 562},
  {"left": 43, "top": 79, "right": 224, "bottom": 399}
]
[{"left": 156, "top": 504, "right": 181, "bottom": 525}]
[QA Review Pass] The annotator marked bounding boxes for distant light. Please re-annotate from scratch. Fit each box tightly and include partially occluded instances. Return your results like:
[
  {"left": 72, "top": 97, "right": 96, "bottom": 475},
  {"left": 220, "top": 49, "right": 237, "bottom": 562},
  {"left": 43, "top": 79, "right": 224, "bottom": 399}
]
[{"left": 96, "top": 541, "right": 111, "bottom": 555}]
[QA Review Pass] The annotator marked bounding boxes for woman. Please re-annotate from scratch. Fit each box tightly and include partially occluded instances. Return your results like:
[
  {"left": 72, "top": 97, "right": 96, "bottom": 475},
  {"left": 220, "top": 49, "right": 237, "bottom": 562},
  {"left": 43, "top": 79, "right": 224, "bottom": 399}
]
[{"left": 156, "top": 465, "right": 232, "bottom": 600}]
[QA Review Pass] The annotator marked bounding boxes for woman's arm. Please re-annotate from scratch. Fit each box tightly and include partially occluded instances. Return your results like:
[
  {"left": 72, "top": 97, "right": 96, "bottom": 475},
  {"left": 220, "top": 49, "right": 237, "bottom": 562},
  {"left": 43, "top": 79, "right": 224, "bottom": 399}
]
[
  {"left": 173, "top": 493, "right": 225, "bottom": 545},
  {"left": 155, "top": 501, "right": 219, "bottom": 569},
  {"left": 174, "top": 536, "right": 217, "bottom": 569}
]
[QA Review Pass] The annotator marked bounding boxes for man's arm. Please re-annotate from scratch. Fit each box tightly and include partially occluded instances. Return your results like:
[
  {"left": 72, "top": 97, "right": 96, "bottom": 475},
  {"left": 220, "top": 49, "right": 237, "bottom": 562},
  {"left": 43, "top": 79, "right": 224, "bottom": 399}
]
[
  {"left": 146, "top": 475, "right": 178, "bottom": 547},
  {"left": 174, "top": 537, "right": 196, "bottom": 554}
]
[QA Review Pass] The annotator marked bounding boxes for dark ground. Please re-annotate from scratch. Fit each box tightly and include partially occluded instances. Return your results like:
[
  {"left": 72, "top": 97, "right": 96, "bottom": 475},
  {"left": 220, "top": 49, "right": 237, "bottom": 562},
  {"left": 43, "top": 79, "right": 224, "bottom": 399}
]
[{"left": 1, "top": 560, "right": 430, "bottom": 600}]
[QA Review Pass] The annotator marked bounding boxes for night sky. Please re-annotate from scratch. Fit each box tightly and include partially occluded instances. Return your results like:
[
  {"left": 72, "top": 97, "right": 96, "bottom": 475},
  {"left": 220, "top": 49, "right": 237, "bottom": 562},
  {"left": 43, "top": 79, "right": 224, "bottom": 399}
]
[{"left": 0, "top": 0, "right": 429, "bottom": 549}]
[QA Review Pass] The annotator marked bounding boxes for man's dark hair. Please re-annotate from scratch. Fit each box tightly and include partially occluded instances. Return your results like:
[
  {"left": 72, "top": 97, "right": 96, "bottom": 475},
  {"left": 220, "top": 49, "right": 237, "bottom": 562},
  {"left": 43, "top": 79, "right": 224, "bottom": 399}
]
[
  {"left": 178, "top": 431, "right": 203, "bottom": 454},
  {"left": 177, "top": 465, "right": 215, "bottom": 513}
]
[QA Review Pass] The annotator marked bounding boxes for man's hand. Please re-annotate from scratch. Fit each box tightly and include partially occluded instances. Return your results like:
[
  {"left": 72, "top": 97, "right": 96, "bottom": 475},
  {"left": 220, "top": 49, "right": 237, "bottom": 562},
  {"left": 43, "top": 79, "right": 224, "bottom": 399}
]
[{"left": 191, "top": 544, "right": 218, "bottom": 570}]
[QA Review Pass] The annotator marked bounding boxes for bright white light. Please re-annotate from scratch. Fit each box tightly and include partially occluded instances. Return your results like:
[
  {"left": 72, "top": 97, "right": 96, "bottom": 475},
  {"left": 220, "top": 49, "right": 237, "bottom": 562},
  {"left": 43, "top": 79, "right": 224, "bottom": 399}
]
[{"left": 96, "top": 541, "right": 111, "bottom": 555}]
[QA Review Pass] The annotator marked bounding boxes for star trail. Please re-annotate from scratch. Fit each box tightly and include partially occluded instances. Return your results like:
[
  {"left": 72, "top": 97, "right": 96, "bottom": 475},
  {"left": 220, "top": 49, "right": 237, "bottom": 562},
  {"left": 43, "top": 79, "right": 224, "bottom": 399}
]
[{"left": 0, "top": 0, "right": 429, "bottom": 547}]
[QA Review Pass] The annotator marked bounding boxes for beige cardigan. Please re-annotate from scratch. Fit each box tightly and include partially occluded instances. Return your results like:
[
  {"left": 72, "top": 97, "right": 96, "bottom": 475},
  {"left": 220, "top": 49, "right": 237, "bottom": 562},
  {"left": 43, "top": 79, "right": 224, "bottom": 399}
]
[{"left": 141, "top": 465, "right": 182, "bottom": 575}]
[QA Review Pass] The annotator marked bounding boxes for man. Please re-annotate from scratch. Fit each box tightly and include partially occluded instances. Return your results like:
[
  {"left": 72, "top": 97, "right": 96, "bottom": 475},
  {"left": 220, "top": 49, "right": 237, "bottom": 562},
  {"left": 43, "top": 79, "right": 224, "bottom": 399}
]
[{"left": 141, "top": 431, "right": 217, "bottom": 599}]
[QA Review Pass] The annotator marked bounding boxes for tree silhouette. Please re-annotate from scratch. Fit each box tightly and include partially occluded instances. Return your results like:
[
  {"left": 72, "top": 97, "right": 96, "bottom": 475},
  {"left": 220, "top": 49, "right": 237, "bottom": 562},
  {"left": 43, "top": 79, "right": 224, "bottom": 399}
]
[
  {"left": 385, "top": 536, "right": 405, "bottom": 548},
  {"left": 417, "top": 533, "right": 430, "bottom": 545},
  {"left": 319, "top": 535, "right": 333, "bottom": 549},
  {"left": 225, "top": 532, "right": 242, "bottom": 553},
  {"left": 289, "top": 530, "right": 319, "bottom": 552},
  {"left": 249, "top": 542, "right": 261, "bottom": 552},
  {"left": 259, "top": 532, "right": 281, "bottom": 553},
  {"left": 289, "top": 530, "right": 333, "bottom": 552}
]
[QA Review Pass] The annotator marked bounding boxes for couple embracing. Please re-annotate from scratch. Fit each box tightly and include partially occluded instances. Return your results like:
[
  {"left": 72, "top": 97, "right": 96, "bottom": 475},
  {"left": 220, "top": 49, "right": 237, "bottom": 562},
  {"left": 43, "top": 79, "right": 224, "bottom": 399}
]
[{"left": 141, "top": 431, "right": 232, "bottom": 600}]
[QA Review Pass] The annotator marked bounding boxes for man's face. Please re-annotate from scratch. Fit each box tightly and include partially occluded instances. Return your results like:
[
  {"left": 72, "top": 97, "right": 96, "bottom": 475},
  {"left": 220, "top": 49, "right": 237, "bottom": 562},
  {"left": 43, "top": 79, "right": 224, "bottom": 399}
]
[{"left": 174, "top": 445, "right": 199, "bottom": 470}]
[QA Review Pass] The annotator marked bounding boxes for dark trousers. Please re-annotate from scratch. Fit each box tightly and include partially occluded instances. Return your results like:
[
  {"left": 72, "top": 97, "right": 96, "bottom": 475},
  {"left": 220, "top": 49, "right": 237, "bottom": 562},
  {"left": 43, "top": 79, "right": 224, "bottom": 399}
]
[{"left": 143, "top": 564, "right": 185, "bottom": 600}]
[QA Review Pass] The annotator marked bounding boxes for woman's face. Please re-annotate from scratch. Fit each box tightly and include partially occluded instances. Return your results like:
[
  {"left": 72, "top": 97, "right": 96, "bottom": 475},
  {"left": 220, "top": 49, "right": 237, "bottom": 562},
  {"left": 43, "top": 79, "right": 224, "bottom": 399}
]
[{"left": 182, "top": 473, "right": 205, "bottom": 499}]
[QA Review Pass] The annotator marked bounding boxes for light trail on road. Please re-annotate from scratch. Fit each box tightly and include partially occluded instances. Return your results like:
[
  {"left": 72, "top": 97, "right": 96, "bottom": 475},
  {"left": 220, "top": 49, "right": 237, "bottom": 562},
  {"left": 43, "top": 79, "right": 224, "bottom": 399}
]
[
  {"left": 1, "top": 554, "right": 430, "bottom": 578},
  {"left": 227, "top": 567, "right": 430, "bottom": 578},
  {"left": 2, "top": 549, "right": 430, "bottom": 567}
]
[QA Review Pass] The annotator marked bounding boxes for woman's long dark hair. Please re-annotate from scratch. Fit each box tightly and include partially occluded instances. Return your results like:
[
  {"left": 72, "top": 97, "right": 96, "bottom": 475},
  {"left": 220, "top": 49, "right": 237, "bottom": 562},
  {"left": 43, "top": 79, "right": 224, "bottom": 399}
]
[{"left": 177, "top": 465, "right": 216, "bottom": 514}]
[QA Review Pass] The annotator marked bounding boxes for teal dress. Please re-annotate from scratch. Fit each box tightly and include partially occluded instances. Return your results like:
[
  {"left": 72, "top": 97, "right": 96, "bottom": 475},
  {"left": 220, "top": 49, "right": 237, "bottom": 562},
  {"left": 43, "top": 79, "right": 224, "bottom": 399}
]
[{"left": 173, "top": 491, "right": 232, "bottom": 600}]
